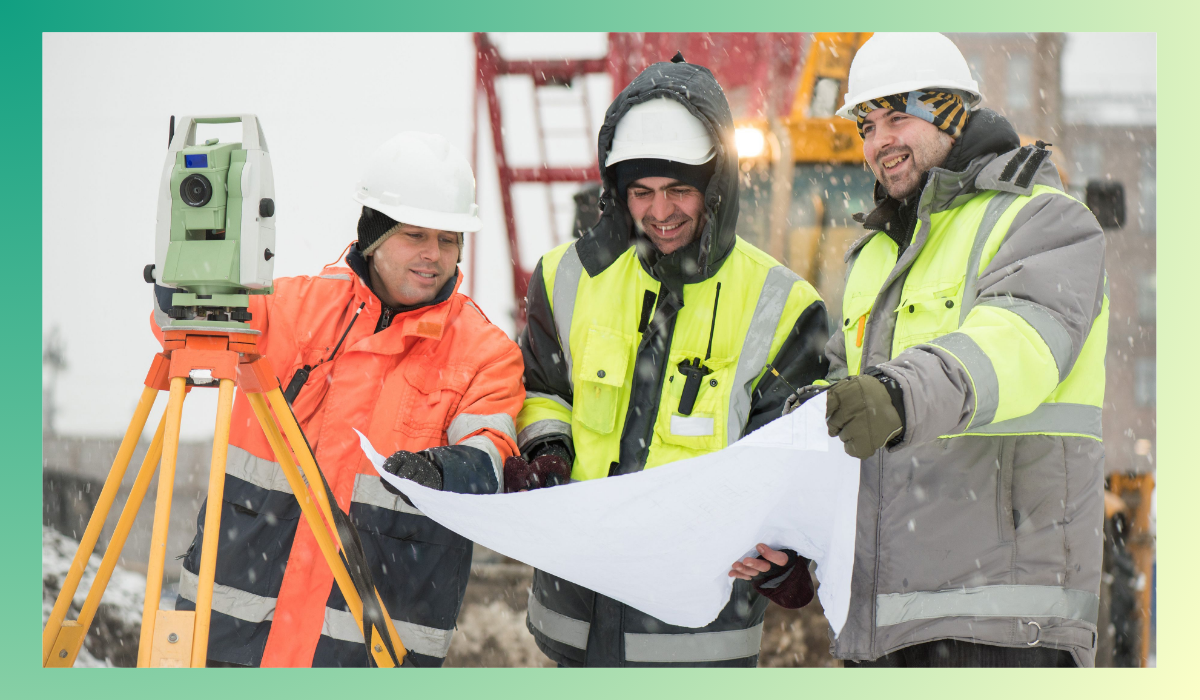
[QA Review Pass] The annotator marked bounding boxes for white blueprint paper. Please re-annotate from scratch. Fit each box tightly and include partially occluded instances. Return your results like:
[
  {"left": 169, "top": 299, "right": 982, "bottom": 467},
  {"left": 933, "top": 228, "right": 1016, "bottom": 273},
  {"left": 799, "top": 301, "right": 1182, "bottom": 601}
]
[{"left": 360, "top": 394, "right": 860, "bottom": 635}]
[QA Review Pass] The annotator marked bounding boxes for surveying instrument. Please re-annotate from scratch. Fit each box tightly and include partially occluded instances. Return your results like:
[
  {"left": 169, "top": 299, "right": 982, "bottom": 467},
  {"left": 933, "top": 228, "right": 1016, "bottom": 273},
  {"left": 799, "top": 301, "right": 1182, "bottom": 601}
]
[{"left": 43, "top": 115, "right": 409, "bottom": 668}]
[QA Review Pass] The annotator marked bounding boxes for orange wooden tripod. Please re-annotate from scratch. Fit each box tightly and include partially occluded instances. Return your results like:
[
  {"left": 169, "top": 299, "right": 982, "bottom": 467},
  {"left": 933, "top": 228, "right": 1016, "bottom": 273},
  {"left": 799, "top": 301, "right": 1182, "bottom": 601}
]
[{"left": 43, "top": 328, "right": 408, "bottom": 668}]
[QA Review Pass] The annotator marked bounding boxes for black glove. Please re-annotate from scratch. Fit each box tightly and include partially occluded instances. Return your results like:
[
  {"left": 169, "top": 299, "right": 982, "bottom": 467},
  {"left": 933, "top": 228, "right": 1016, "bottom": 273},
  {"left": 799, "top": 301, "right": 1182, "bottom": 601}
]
[
  {"left": 748, "top": 549, "right": 814, "bottom": 609},
  {"left": 503, "top": 455, "right": 571, "bottom": 492},
  {"left": 380, "top": 450, "right": 443, "bottom": 505},
  {"left": 826, "top": 370, "right": 905, "bottom": 458}
]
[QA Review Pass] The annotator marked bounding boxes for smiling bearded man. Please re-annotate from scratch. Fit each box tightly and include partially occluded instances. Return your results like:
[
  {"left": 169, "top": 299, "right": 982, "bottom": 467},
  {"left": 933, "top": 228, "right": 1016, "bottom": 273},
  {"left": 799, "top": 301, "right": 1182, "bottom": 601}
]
[{"left": 733, "top": 32, "right": 1110, "bottom": 668}]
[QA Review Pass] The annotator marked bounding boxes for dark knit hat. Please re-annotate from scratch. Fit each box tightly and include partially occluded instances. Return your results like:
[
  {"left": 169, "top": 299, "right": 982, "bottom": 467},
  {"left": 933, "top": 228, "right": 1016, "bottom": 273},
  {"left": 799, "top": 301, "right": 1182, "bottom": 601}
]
[
  {"left": 357, "top": 206, "right": 401, "bottom": 255},
  {"left": 612, "top": 157, "right": 717, "bottom": 199}
]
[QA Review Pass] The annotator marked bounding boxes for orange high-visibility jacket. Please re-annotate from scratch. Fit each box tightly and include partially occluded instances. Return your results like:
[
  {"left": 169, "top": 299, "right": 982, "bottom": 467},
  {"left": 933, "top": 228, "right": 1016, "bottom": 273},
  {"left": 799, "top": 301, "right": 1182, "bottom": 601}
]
[{"left": 154, "top": 264, "right": 523, "bottom": 667}]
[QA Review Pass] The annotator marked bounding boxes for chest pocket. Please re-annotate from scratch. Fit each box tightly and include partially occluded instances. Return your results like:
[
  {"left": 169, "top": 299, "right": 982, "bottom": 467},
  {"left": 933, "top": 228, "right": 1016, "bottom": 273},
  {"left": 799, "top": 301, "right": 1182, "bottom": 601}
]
[
  {"left": 892, "top": 278, "right": 964, "bottom": 355},
  {"left": 653, "top": 354, "right": 734, "bottom": 452},
  {"left": 394, "top": 359, "right": 473, "bottom": 439},
  {"left": 575, "top": 327, "right": 632, "bottom": 435},
  {"left": 841, "top": 292, "right": 876, "bottom": 376}
]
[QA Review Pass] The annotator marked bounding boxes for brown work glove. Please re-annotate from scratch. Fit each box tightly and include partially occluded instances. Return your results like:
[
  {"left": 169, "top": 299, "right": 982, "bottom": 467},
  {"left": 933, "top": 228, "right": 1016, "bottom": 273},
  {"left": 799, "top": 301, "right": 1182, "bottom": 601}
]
[{"left": 826, "top": 374, "right": 904, "bottom": 458}]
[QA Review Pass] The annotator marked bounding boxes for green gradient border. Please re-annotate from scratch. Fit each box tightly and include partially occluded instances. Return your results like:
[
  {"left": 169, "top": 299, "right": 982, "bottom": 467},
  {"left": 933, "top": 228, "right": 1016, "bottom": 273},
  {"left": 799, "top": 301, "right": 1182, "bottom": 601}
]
[{"left": 8, "top": 1, "right": 1185, "bottom": 696}]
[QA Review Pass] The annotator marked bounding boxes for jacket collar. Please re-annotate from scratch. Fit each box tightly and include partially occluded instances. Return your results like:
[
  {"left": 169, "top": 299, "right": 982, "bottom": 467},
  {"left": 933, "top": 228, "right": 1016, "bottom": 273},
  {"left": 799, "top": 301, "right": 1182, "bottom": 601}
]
[{"left": 333, "top": 247, "right": 461, "bottom": 350}]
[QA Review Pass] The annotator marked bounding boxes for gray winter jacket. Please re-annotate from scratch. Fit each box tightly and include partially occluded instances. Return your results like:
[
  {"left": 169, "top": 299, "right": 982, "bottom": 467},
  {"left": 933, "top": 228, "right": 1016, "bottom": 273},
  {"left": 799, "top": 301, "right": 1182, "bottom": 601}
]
[{"left": 827, "top": 112, "right": 1108, "bottom": 667}]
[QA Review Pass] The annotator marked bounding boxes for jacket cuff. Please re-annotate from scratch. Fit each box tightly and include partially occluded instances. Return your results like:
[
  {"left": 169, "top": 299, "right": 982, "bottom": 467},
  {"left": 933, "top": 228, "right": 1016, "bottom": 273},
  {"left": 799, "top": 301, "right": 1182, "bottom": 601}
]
[{"left": 424, "top": 444, "right": 499, "bottom": 495}]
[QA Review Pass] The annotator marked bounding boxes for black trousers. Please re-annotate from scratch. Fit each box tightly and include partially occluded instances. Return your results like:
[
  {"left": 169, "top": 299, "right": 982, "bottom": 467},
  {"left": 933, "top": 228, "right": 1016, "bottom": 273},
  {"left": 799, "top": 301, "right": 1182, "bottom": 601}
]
[{"left": 845, "top": 639, "right": 1076, "bottom": 668}]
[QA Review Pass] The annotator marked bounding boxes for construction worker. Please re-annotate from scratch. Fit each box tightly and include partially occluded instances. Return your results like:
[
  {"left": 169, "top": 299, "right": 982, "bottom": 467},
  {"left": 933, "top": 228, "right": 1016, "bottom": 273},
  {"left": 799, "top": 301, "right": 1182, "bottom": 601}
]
[
  {"left": 152, "top": 132, "right": 524, "bottom": 667},
  {"left": 508, "top": 54, "right": 830, "bottom": 667},
  {"left": 734, "top": 33, "right": 1109, "bottom": 667}
]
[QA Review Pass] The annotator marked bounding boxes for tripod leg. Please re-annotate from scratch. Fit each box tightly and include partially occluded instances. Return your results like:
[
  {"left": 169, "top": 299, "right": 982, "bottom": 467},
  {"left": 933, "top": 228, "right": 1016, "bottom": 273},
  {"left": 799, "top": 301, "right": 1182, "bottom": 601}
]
[
  {"left": 189, "top": 378, "right": 235, "bottom": 668},
  {"left": 43, "top": 384, "right": 159, "bottom": 666},
  {"left": 45, "top": 411, "right": 169, "bottom": 668},
  {"left": 245, "top": 391, "right": 406, "bottom": 667},
  {"left": 136, "top": 376, "right": 187, "bottom": 668},
  {"left": 265, "top": 388, "right": 408, "bottom": 665},
  {"left": 264, "top": 390, "right": 341, "bottom": 544}
]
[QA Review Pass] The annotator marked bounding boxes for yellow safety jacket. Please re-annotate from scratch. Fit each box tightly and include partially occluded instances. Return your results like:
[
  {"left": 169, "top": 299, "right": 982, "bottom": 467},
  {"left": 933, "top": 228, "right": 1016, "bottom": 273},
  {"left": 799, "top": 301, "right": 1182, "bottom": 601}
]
[{"left": 519, "top": 238, "right": 824, "bottom": 479}]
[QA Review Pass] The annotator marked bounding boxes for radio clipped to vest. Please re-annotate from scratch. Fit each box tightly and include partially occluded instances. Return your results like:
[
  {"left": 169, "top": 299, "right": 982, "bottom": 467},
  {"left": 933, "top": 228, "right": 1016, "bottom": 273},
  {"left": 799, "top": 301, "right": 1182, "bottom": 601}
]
[{"left": 676, "top": 283, "right": 721, "bottom": 416}]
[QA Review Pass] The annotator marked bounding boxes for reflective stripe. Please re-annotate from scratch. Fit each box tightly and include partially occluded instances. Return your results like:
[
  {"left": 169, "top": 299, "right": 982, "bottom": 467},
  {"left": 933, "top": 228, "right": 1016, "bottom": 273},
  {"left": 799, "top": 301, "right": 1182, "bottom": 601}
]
[
  {"left": 350, "top": 473, "right": 425, "bottom": 516},
  {"left": 925, "top": 332, "right": 999, "bottom": 429},
  {"left": 959, "top": 192, "right": 1019, "bottom": 323},
  {"left": 459, "top": 434, "right": 505, "bottom": 493},
  {"left": 226, "top": 445, "right": 295, "bottom": 495},
  {"left": 517, "top": 419, "right": 573, "bottom": 451},
  {"left": 318, "top": 273, "right": 351, "bottom": 281},
  {"left": 552, "top": 244, "right": 584, "bottom": 384},
  {"left": 320, "top": 606, "right": 454, "bottom": 658},
  {"left": 526, "top": 391, "right": 572, "bottom": 412},
  {"left": 447, "top": 412, "right": 516, "bottom": 446},
  {"left": 963, "top": 402, "right": 1102, "bottom": 439},
  {"left": 178, "top": 568, "right": 276, "bottom": 624},
  {"left": 526, "top": 589, "right": 590, "bottom": 649},
  {"left": 624, "top": 624, "right": 764, "bottom": 663},
  {"left": 728, "top": 265, "right": 798, "bottom": 441},
  {"left": 978, "top": 296, "right": 1074, "bottom": 382},
  {"left": 876, "top": 585, "right": 1100, "bottom": 627}
]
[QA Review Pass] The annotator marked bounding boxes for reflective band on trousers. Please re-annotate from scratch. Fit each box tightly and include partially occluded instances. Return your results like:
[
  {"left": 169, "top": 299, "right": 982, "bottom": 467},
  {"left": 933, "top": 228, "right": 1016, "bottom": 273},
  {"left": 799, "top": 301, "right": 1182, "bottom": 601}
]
[
  {"left": 527, "top": 589, "right": 590, "bottom": 649},
  {"left": 875, "top": 585, "right": 1101, "bottom": 627},
  {"left": 727, "top": 265, "right": 800, "bottom": 442},
  {"left": 178, "top": 568, "right": 277, "bottom": 624},
  {"left": 321, "top": 606, "right": 455, "bottom": 658},
  {"left": 961, "top": 402, "right": 1102, "bottom": 440},
  {"left": 447, "top": 412, "right": 517, "bottom": 446},
  {"left": 624, "top": 624, "right": 765, "bottom": 663},
  {"left": 527, "top": 590, "right": 765, "bottom": 662}
]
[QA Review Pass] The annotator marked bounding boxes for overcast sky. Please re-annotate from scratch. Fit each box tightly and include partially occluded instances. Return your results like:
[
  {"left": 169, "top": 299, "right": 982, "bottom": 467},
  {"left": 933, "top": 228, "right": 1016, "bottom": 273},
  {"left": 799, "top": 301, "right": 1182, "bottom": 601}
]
[{"left": 43, "top": 32, "right": 1155, "bottom": 439}]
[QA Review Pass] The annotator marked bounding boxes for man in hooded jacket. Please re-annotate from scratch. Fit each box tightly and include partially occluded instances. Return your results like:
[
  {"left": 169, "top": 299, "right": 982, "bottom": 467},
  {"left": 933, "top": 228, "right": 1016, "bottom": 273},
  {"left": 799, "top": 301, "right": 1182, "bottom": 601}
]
[
  {"left": 744, "top": 33, "right": 1108, "bottom": 667},
  {"left": 506, "top": 55, "right": 831, "bottom": 667}
]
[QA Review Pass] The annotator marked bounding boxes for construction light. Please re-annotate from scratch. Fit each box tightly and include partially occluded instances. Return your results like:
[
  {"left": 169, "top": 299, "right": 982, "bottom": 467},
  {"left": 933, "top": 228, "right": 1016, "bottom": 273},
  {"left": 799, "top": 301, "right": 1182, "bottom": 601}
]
[{"left": 735, "top": 127, "right": 766, "bottom": 159}]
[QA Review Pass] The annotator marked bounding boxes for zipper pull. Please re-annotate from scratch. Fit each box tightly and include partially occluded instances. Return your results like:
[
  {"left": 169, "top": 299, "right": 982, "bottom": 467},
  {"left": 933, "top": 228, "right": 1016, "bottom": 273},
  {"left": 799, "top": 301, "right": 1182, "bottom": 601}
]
[{"left": 855, "top": 311, "right": 869, "bottom": 348}]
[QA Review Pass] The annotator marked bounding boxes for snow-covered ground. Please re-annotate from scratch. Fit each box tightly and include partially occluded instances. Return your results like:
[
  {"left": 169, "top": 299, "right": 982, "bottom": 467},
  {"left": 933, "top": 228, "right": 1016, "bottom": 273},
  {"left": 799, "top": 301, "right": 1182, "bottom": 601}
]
[{"left": 42, "top": 526, "right": 147, "bottom": 667}]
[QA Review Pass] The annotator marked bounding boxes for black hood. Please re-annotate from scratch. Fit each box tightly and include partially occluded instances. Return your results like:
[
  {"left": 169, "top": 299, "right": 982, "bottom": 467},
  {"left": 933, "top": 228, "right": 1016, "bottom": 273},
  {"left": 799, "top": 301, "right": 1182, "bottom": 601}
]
[
  {"left": 858, "top": 108, "right": 1021, "bottom": 242},
  {"left": 576, "top": 58, "right": 739, "bottom": 293}
]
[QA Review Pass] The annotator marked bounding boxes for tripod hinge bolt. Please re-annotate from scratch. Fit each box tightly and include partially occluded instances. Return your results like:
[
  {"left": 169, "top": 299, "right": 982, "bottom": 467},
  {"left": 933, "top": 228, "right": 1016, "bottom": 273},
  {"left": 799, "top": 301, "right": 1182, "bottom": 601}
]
[
  {"left": 374, "top": 644, "right": 382, "bottom": 653},
  {"left": 168, "top": 633, "right": 179, "bottom": 644},
  {"left": 59, "top": 649, "right": 68, "bottom": 658}
]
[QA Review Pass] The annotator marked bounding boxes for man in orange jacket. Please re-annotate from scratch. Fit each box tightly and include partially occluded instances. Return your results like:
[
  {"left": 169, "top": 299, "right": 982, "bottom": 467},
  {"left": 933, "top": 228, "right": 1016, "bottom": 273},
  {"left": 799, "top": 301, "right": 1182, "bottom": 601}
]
[{"left": 153, "top": 132, "right": 524, "bottom": 667}]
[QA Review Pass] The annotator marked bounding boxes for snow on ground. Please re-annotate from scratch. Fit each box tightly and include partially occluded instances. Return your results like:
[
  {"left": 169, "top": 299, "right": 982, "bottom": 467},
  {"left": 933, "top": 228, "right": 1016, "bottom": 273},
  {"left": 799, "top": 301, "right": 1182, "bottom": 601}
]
[{"left": 42, "top": 526, "right": 146, "bottom": 667}]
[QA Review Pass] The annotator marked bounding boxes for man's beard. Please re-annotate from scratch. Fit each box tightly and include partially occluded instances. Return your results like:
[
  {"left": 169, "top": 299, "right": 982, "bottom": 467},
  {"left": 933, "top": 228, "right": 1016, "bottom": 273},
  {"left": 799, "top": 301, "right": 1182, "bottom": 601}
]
[
  {"left": 633, "top": 214, "right": 699, "bottom": 254},
  {"left": 875, "top": 130, "right": 954, "bottom": 200}
]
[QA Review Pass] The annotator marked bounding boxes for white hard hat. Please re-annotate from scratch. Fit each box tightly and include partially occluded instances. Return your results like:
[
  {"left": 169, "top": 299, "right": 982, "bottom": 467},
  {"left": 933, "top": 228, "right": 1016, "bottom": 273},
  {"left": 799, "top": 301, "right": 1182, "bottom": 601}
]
[
  {"left": 835, "top": 33, "right": 983, "bottom": 121},
  {"left": 353, "top": 131, "right": 483, "bottom": 233},
  {"left": 605, "top": 97, "right": 716, "bottom": 167}
]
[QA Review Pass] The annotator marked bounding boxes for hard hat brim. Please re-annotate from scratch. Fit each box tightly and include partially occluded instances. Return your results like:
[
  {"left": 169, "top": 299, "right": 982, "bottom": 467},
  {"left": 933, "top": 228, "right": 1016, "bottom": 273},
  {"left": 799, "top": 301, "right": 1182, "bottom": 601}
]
[
  {"left": 352, "top": 193, "right": 483, "bottom": 234},
  {"left": 605, "top": 143, "right": 717, "bottom": 168}
]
